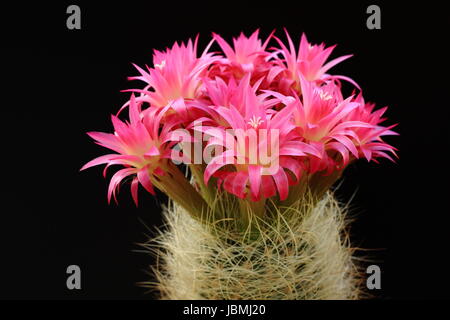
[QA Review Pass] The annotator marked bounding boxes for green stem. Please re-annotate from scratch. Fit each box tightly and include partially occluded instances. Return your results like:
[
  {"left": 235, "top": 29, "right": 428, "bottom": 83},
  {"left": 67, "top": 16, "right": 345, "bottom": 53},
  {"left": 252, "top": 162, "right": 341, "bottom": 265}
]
[
  {"left": 151, "top": 163, "right": 209, "bottom": 220},
  {"left": 308, "top": 169, "right": 343, "bottom": 200},
  {"left": 279, "top": 173, "right": 310, "bottom": 207},
  {"left": 188, "top": 164, "right": 216, "bottom": 206}
]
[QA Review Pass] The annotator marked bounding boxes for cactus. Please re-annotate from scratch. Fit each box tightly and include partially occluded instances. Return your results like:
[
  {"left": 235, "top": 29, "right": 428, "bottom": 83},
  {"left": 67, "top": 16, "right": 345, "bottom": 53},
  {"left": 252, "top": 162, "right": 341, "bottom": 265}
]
[
  {"left": 81, "top": 30, "right": 397, "bottom": 300},
  {"left": 142, "top": 190, "right": 363, "bottom": 300}
]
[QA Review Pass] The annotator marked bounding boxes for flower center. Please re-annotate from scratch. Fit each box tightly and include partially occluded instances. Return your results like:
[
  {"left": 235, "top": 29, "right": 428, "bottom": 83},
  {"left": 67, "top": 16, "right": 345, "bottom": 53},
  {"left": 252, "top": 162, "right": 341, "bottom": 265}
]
[
  {"left": 319, "top": 91, "right": 333, "bottom": 101},
  {"left": 247, "top": 115, "right": 264, "bottom": 129}
]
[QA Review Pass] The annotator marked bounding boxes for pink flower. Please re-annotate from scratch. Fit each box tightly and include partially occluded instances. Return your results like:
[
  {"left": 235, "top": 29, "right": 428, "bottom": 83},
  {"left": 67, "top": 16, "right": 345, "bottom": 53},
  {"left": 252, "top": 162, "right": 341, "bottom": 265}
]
[
  {"left": 124, "top": 36, "right": 218, "bottom": 116},
  {"left": 288, "top": 77, "right": 365, "bottom": 173},
  {"left": 196, "top": 74, "right": 278, "bottom": 127},
  {"left": 272, "top": 30, "right": 358, "bottom": 93},
  {"left": 196, "top": 77, "right": 319, "bottom": 201},
  {"left": 83, "top": 30, "right": 398, "bottom": 205},
  {"left": 210, "top": 30, "right": 273, "bottom": 80},
  {"left": 345, "top": 94, "right": 398, "bottom": 162},
  {"left": 81, "top": 94, "right": 175, "bottom": 205}
]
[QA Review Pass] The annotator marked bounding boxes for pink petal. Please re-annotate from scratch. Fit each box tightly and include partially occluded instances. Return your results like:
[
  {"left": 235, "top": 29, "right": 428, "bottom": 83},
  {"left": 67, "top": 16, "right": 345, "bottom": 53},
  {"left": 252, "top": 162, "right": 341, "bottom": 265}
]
[
  {"left": 107, "top": 168, "right": 135, "bottom": 204},
  {"left": 280, "top": 157, "right": 302, "bottom": 181},
  {"left": 233, "top": 172, "right": 249, "bottom": 199},
  {"left": 128, "top": 94, "right": 141, "bottom": 125},
  {"left": 327, "top": 142, "right": 349, "bottom": 166},
  {"left": 261, "top": 175, "right": 276, "bottom": 198},
  {"left": 131, "top": 177, "right": 139, "bottom": 206},
  {"left": 87, "top": 131, "right": 124, "bottom": 154},
  {"left": 204, "top": 150, "right": 236, "bottom": 184},
  {"left": 145, "top": 145, "right": 160, "bottom": 157},
  {"left": 319, "top": 55, "right": 353, "bottom": 76},
  {"left": 248, "top": 165, "right": 262, "bottom": 200},
  {"left": 80, "top": 154, "right": 118, "bottom": 171},
  {"left": 272, "top": 168, "right": 289, "bottom": 200},
  {"left": 137, "top": 167, "right": 155, "bottom": 195},
  {"left": 331, "top": 135, "right": 359, "bottom": 158}
]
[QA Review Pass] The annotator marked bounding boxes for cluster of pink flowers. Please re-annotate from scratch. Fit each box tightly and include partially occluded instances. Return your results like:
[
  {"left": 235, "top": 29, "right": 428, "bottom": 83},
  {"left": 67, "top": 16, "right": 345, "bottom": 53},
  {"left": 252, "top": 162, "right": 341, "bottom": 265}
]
[{"left": 82, "top": 30, "right": 397, "bottom": 205}]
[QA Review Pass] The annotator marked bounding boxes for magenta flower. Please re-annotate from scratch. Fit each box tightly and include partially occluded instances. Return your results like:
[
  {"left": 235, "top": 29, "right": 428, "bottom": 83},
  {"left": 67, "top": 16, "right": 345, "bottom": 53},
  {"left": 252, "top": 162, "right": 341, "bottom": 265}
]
[
  {"left": 345, "top": 94, "right": 398, "bottom": 162},
  {"left": 196, "top": 78, "right": 319, "bottom": 201},
  {"left": 289, "top": 77, "right": 364, "bottom": 172},
  {"left": 272, "top": 30, "right": 358, "bottom": 93},
  {"left": 81, "top": 95, "right": 175, "bottom": 205},
  {"left": 83, "top": 30, "right": 398, "bottom": 205},
  {"left": 124, "top": 37, "right": 218, "bottom": 117},
  {"left": 197, "top": 74, "right": 278, "bottom": 127},
  {"left": 210, "top": 30, "right": 273, "bottom": 81}
]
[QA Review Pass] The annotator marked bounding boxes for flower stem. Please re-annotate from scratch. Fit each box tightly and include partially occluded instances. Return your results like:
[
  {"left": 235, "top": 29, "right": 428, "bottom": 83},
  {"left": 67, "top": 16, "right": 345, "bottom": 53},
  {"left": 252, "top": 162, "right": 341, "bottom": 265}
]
[{"left": 151, "top": 163, "right": 209, "bottom": 220}]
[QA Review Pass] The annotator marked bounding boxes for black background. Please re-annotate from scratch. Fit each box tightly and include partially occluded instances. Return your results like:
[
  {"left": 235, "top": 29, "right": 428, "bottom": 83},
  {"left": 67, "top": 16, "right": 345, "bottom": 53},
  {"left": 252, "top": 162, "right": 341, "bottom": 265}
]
[{"left": 1, "top": 1, "right": 449, "bottom": 300}]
